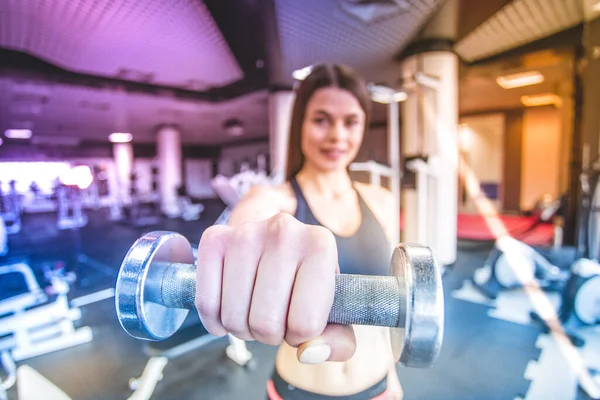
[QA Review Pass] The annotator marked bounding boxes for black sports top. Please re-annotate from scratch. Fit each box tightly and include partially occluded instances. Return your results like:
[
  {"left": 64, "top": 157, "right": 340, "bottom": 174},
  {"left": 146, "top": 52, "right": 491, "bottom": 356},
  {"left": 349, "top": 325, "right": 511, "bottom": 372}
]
[{"left": 290, "top": 177, "right": 391, "bottom": 276}]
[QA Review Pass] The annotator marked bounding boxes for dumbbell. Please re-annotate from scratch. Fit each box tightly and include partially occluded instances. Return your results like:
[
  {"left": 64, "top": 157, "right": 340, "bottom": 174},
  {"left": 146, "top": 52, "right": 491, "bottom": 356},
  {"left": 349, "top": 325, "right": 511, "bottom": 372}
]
[{"left": 115, "top": 231, "right": 445, "bottom": 368}]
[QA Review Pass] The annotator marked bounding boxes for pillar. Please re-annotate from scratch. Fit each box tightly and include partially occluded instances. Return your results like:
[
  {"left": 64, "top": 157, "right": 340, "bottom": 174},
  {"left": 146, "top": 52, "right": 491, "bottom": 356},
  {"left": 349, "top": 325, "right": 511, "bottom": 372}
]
[
  {"left": 565, "top": 16, "right": 600, "bottom": 252},
  {"left": 113, "top": 142, "right": 133, "bottom": 205},
  {"left": 399, "top": 0, "right": 459, "bottom": 266},
  {"left": 268, "top": 90, "right": 295, "bottom": 184},
  {"left": 156, "top": 125, "right": 183, "bottom": 218}
]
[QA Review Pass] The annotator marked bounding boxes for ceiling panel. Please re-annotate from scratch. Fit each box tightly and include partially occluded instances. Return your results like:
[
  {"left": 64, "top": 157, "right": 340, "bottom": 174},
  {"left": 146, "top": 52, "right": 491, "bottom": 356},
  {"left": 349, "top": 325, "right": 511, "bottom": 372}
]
[
  {"left": 273, "top": 0, "right": 443, "bottom": 85},
  {"left": 455, "top": 0, "right": 588, "bottom": 63},
  {"left": 0, "top": 76, "right": 269, "bottom": 146},
  {"left": 459, "top": 49, "right": 574, "bottom": 114},
  {"left": 0, "top": 0, "right": 244, "bottom": 90}
]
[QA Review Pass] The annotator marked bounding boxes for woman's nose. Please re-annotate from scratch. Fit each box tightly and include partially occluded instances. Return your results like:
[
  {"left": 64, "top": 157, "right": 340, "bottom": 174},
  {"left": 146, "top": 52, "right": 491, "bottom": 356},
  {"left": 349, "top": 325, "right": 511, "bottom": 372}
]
[{"left": 328, "top": 121, "right": 348, "bottom": 141}]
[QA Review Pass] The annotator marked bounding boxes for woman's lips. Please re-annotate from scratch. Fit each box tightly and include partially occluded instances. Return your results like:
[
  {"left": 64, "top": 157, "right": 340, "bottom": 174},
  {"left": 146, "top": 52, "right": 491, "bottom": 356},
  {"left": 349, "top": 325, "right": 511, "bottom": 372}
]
[{"left": 320, "top": 149, "right": 347, "bottom": 161}]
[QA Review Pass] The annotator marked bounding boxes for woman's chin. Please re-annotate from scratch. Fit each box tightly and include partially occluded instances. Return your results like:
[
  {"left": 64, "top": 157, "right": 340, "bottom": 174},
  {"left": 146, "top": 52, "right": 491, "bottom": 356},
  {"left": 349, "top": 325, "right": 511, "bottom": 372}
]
[{"left": 315, "top": 160, "right": 351, "bottom": 173}]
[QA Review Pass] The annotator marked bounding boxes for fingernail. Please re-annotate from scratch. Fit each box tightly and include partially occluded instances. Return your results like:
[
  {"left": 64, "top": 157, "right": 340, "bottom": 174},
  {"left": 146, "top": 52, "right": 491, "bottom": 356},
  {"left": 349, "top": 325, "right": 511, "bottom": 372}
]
[{"left": 299, "top": 343, "right": 331, "bottom": 364}]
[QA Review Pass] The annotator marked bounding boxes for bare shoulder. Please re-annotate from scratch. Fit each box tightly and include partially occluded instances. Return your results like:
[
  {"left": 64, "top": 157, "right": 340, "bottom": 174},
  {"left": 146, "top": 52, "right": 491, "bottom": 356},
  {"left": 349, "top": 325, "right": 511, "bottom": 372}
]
[
  {"left": 354, "top": 182, "right": 393, "bottom": 208},
  {"left": 244, "top": 183, "right": 294, "bottom": 204},
  {"left": 228, "top": 183, "right": 296, "bottom": 225}
]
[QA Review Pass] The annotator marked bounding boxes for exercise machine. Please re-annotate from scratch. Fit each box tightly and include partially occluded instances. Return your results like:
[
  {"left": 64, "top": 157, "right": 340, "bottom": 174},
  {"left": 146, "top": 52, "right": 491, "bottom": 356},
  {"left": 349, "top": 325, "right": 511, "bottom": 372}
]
[
  {"left": 176, "top": 185, "right": 204, "bottom": 222},
  {"left": 55, "top": 168, "right": 113, "bottom": 284},
  {"left": 123, "top": 244, "right": 254, "bottom": 400},
  {"left": 472, "top": 236, "right": 575, "bottom": 300},
  {"left": 56, "top": 184, "right": 88, "bottom": 230},
  {"left": 121, "top": 169, "right": 161, "bottom": 228},
  {"left": 0, "top": 258, "right": 93, "bottom": 397},
  {"left": 211, "top": 161, "right": 275, "bottom": 225},
  {"left": 0, "top": 218, "right": 7, "bottom": 257},
  {"left": 0, "top": 181, "right": 21, "bottom": 235},
  {"left": 472, "top": 169, "right": 587, "bottom": 300},
  {"left": 0, "top": 260, "right": 93, "bottom": 361},
  {"left": 0, "top": 351, "right": 15, "bottom": 400}
]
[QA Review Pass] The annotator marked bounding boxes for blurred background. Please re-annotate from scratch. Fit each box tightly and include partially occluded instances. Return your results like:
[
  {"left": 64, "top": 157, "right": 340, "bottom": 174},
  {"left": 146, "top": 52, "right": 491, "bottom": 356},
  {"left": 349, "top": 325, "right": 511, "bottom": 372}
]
[{"left": 0, "top": 0, "right": 599, "bottom": 399}]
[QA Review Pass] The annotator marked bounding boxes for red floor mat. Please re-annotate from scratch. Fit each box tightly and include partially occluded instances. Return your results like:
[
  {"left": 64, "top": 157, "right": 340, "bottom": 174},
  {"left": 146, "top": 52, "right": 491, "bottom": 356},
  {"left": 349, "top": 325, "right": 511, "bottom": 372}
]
[{"left": 457, "top": 213, "right": 554, "bottom": 245}]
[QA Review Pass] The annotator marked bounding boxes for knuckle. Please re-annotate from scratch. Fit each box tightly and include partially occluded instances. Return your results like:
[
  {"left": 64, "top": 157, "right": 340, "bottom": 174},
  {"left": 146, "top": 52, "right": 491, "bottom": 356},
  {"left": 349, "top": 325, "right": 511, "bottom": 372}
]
[
  {"left": 220, "top": 312, "right": 241, "bottom": 332},
  {"left": 199, "top": 225, "right": 230, "bottom": 250},
  {"left": 287, "top": 318, "right": 325, "bottom": 343},
  {"left": 307, "top": 226, "right": 337, "bottom": 255},
  {"left": 268, "top": 213, "right": 297, "bottom": 242},
  {"left": 249, "top": 317, "right": 284, "bottom": 345},
  {"left": 194, "top": 296, "right": 219, "bottom": 319},
  {"left": 233, "top": 221, "right": 258, "bottom": 242}
]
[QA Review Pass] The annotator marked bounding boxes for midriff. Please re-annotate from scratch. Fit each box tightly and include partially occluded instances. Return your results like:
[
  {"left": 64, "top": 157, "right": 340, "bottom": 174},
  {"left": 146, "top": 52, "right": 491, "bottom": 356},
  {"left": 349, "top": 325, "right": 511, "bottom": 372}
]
[{"left": 274, "top": 326, "right": 391, "bottom": 396}]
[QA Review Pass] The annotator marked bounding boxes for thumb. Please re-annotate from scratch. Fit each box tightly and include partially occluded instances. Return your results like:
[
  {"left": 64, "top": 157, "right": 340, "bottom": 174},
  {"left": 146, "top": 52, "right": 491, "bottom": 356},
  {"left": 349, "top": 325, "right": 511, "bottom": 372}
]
[{"left": 296, "top": 324, "right": 356, "bottom": 364}]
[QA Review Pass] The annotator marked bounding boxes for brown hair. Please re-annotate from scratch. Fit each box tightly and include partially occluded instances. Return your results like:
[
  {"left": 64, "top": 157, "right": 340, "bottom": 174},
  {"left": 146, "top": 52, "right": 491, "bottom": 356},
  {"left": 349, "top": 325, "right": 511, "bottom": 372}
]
[{"left": 285, "top": 63, "right": 371, "bottom": 181}]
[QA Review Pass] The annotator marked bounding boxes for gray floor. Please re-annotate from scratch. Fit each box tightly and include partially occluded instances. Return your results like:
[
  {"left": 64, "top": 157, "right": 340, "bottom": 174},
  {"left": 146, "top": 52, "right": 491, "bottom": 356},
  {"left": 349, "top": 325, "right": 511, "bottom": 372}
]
[{"left": 1, "top": 206, "right": 592, "bottom": 400}]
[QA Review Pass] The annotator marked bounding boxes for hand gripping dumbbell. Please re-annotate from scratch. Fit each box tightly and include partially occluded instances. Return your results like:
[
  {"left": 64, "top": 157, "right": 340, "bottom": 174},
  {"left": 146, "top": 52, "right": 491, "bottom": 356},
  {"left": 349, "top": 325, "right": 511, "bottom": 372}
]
[{"left": 115, "top": 231, "right": 445, "bottom": 368}]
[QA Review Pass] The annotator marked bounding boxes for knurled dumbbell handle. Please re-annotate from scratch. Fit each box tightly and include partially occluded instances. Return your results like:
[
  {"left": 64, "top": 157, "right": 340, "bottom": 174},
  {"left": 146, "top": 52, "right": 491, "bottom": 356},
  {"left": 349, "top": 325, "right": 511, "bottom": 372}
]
[{"left": 153, "top": 262, "right": 406, "bottom": 328}]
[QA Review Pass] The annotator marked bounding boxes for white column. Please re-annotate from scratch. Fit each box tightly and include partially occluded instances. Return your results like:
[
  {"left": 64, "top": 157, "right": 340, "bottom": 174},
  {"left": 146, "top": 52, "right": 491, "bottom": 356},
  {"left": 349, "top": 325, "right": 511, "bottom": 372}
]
[
  {"left": 156, "top": 125, "right": 183, "bottom": 218},
  {"left": 388, "top": 100, "right": 401, "bottom": 248},
  {"left": 401, "top": 52, "right": 459, "bottom": 266},
  {"left": 401, "top": 55, "right": 420, "bottom": 247},
  {"left": 113, "top": 142, "right": 133, "bottom": 205},
  {"left": 268, "top": 90, "right": 295, "bottom": 184}
]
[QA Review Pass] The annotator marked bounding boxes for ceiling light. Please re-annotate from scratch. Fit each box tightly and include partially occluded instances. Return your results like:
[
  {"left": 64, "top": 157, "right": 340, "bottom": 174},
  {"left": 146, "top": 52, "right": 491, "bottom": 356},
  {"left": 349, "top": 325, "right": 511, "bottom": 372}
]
[
  {"left": 496, "top": 71, "right": 544, "bottom": 89},
  {"left": 5, "top": 129, "right": 32, "bottom": 139},
  {"left": 369, "top": 84, "right": 407, "bottom": 104},
  {"left": 393, "top": 92, "right": 408, "bottom": 102},
  {"left": 109, "top": 132, "right": 133, "bottom": 143},
  {"left": 520, "top": 93, "right": 562, "bottom": 107},
  {"left": 593, "top": 1, "right": 600, "bottom": 12},
  {"left": 223, "top": 118, "right": 244, "bottom": 137},
  {"left": 292, "top": 65, "right": 315, "bottom": 81}
]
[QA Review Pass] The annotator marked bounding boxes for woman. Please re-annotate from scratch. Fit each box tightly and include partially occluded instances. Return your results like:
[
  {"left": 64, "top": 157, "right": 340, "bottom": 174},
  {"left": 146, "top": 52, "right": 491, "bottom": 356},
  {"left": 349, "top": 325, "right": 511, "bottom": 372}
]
[{"left": 195, "top": 63, "right": 403, "bottom": 399}]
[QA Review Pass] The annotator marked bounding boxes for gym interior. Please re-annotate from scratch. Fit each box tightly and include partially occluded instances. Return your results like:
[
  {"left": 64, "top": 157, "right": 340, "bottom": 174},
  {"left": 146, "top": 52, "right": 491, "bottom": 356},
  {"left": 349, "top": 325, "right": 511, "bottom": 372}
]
[{"left": 1, "top": 1, "right": 599, "bottom": 399}]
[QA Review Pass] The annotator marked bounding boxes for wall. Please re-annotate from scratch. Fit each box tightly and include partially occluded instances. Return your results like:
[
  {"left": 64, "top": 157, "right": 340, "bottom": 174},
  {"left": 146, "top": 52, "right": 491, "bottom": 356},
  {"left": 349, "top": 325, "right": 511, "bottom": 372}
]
[
  {"left": 185, "top": 159, "right": 215, "bottom": 199},
  {"left": 458, "top": 113, "right": 505, "bottom": 213},
  {"left": 218, "top": 141, "right": 270, "bottom": 176},
  {"left": 520, "top": 106, "right": 562, "bottom": 210}
]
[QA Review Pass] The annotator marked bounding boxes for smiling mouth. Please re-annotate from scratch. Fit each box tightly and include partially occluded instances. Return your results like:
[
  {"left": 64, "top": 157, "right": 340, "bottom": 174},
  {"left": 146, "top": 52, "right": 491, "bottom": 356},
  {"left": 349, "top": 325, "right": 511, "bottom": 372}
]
[{"left": 320, "top": 149, "right": 347, "bottom": 160}]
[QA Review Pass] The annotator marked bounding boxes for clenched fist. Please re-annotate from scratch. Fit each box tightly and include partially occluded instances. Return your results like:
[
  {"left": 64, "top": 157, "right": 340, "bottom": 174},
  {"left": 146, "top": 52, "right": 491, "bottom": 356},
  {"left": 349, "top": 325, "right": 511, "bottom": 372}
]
[{"left": 195, "top": 212, "right": 357, "bottom": 364}]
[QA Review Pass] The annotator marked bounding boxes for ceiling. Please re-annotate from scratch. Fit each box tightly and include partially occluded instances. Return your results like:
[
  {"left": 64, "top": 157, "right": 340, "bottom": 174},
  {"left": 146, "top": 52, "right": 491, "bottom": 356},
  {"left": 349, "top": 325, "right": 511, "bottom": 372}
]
[
  {"left": 0, "top": 0, "right": 244, "bottom": 90},
  {"left": 0, "top": 76, "right": 270, "bottom": 145},
  {"left": 459, "top": 48, "right": 575, "bottom": 115},
  {"left": 454, "top": 0, "right": 594, "bottom": 63},
  {"left": 0, "top": 0, "right": 597, "bottom": 147}
]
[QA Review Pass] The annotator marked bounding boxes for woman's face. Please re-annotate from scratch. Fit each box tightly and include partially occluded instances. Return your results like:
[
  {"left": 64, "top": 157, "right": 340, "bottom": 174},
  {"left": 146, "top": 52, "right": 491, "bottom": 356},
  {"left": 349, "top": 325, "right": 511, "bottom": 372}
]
[{"left": 301, "top": 87, "right": 366, "bottom": 173}]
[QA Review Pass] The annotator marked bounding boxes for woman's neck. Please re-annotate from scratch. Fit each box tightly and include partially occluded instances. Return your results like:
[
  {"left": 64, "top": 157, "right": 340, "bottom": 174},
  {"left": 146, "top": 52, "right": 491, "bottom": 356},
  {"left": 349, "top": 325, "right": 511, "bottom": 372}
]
[{"left": 295, "top": 164, "right": 354, "bottom": 199}]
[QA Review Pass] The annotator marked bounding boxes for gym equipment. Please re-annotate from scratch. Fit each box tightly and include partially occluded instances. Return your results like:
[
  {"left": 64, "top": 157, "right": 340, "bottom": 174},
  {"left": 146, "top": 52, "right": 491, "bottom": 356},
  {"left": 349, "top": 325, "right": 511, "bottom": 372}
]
[
  {"left": 121, "top": 170, "right": 161, "bottom": 227},
  {"left": 530, "top": 258, "right": 600, "bottom": 347},
  {"left": 211, "top": 165, "right": 276, "bottom": 225},
  {"left": 473, "top": 152, "right": 596, "bottom": 299},
  {"left": 0, "top": 351, "right": 16, "bottom": 400},
  {"left": 0, "top": 218, "right": 6, "bottom": 257},
  {"left": 54, "top": 172, "right": 113, "bottom": 284},
  {"left": 123, "top": 244, "right": 252, "bottom": 400},
  {"left": 56, "top": 184, "right": 88, "bottom": 230},
  {"left": 472, "top": 236, "right": 574, "bottom": 300},
  {"left": 176, "top": 185, "right": 204, "bottom": 222},
  {"left": 115, "top": 230, "right": 445, "bottom": 368},
  {"left": 0, "top": 260, "right": 93, "bottom": 363},
  {"left": 0, "top": 181, "right": 21, "bottom": 235}
]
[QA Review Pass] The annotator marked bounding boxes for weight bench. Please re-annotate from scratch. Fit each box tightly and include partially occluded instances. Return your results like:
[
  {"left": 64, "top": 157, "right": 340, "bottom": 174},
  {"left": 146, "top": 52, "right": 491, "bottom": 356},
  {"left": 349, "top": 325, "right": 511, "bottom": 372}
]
[
  {"left": 128, "top": 315, "right": 255, "bottom": 400},
  {"left": 0, "top": 259, "right": 93, "bottom": 363}
]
